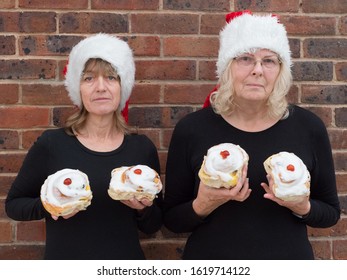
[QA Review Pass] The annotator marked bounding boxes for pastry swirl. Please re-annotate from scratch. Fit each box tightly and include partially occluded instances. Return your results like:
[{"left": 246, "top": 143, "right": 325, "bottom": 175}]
[
  {"left": 263, "top": 152, "right": 310, "bottom": 201},
  {"left": 40, "top": 168, "right": 92, "bottom": 216},
  {"left": 108, "top": 165, "right": 162, "bottom": 201},
  {"left": 198, "top": 143, "right": 249, "bottom": 188}
]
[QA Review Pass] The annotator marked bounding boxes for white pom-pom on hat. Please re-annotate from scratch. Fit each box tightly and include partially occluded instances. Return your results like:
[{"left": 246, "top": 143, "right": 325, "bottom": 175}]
[
  {"left": 217, "top": 11, "right": 292, "bottom": 78},
  {"left": 64, "top": 33, "right": 135, "bottom": 111}
]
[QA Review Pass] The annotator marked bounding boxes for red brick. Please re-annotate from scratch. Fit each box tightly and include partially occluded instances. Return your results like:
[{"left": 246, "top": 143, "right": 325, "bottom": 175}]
[
  {"left": 304, "top": 106, "right": 332, "bottom": 127},
  {"left": 125, "top": 36, "right": 160, "bottom": 57},
  {"left": 158, "top": 151, "right": 168, "bottom": 174},
  {"left": 0, "top": 107, "right": 50, "bottom": 129},
  {"left": 0, "top": 84, "right": 19, "bottom": 104},
  {"left": 0, "top": 221, "right": 12, "bottom": 243},
  {"left": 92, "top": 0, "right": 159, "bottom": 10},
  {"left": 199, "top": 60, "right": 218, "bottom": 81},
  {"left": 19, "top": 35, "right": 82, "bottom": 56},
  {"left": 164, "top": 0, "right": 229, "bottom": 11},
  {"left": 336, "top": 62, "right": 347, "bottom": 81},
  {"left": 17, "top": 221, "right": 46, "bottom": 242},
  {"left": 328, "top": 129, "right": 347, "bottom": 150},
  {"left": 19, "top": 0, "right": 88, "bottom": 9},
  {"left": 0, "top": 59, "right": 56, "bottom": 80},
  {"left": 236, "top": 0, "right": 299, "bottom": 12},
  {"left": 0, "top": 130, "right": 19, "bottom": 150},
  {"left": 336, "top": 174, "right": 347, "bottom": 193},
  {"left": 333, "top": 240, "right": 347, "bottom": 259},
  {"left": 131, "top": 14, "right": 199, "bottom": 34},
  {"left": 0, "top": 245, "right": 45, "bottom": 260},
  {"left": 141, "top": 240, "right": 185, "bottom": 260},
  {"left": 136, "top": 60, "right": 196, "bottom": 80},
  {"left": 0, "top": 199, "right": 6, "bottom": 218},
  {"left": 301, "top": 85, "right": 345, "bottom": 104},
  {"left": 286, "top": 85, "right": 299, "bottom": 104},
  {"left": 310, "top": 240, "right": 332, "bottom": 259},
  {"left": 0, "top": 176, "right": 15, "bottom": 197},
  {"left": 164, "top": 37, "right": 218, "bottom": 57},
  {"left": 0, "top": 0, "right": 15, "bottom": 8},
  {"left": 22, "top": 84, "right": 71, "bottom": 105},
  {"left": 53, "top": 107, "right": 77, "bottom": 127},
  {"left": 0, "top": 12, "right": 20, "bottom": 32},
  {"left": 0, "top": 153, "right": 26, "bottom": 173},
  {"left": 22, "top": 129, "right": 45, "bottom": 149},
  {"left": 281, "top": 16, "right": 336, "bottom": 36},
  {"left": 201, "top": 13, "right": 226, "bottom": 35},
  {"left": 164, "top": 84, "right": 214, "bottom": 104},
  {"left": 292, "top": 62, "right": 333, "bottom": 81},
  {"left": 59, "top": 13, "right": 128, "bottom": 34},
  {"left": 135, "top": 129, "right": 161, "bottom": 149},
  {"left": 304, "top": 39, "right": 347, "bottom": 59},
  {"left": 19, "top": 12, "right": 57, "bottom": 33},
  {"left": 130, "top": 84, "right": 161, "bottom": 104},
  {"left": 333, "top": 152, "right": 347, "bottom": 172},
  {"left": 162, "top": 128, "right": 174, "bottom": 149},
  {"left": 129, "top": 106, "right": 193, "bottom": 128},
  {"left": 0, "top": 35, "right": 15, "bottom": 55},
  {"left": 302, "top": 0, "right": 347, "bottom": 13},
  {"left": 335, "top": 108, "right": 347, "bottom": 127},
  {"left": 339, "top": 16, "right": 347, "bottom": 35}
]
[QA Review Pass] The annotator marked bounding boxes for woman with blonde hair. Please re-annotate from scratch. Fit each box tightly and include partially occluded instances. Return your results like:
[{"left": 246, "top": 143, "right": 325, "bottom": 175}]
[{"left": 163, "top": 11, "right": 340, "bottom": 259}]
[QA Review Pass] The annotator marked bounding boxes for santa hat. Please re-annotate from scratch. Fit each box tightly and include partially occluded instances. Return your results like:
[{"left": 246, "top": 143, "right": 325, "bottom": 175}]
[
  {"left": 203, "top": 11, "right": 291, "bottom": 108},
  {"left": 217, "top": 10, "right": 291, "bottom": 78},
  {"left": 64, "top": 33, "right": 135, "bottom": 112}
]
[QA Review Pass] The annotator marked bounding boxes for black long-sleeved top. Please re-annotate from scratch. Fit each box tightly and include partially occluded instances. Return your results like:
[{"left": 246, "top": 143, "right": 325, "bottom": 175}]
[
  {"left": 163, "top": 105, "right": 340, "bottom": 260},
  {"left": 6, "top": 128, "right": 162, "bottom": 260}
]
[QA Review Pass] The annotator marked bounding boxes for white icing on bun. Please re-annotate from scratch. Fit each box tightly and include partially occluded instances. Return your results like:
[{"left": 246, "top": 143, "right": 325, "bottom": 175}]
[
  {"left": 40, "top": 168, "right": 92, "bottom": 216},
  {"left": 263, "top": 152, "right": 310, "bottom": 201},
  {"left": 198, "top": 143, "right": 249, "bottom": 188},
  {"left": 108, "top": 165, "right": 162, "bottom": 201}
]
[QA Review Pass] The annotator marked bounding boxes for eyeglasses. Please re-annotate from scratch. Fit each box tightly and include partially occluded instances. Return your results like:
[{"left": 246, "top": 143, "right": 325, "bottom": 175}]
[{"left": 234, "top": 55, "right": 281, "bottom": 70}]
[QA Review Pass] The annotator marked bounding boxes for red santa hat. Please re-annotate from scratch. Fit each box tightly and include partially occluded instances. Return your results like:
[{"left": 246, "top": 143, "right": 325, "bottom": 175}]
[
  {"left": 64, "top": 33, "right": 135, "bottom": 114},
  {"left": 204, "top": 10, "right": 292, "bottom": 108}
]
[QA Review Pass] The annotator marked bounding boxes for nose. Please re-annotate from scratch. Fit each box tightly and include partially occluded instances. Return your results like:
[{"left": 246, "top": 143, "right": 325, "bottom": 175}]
[
  {"left": 96, "top": 76, "right": 107, "bottom": 91},
  {"left": 251, "top": 60, "right": 263, "bottom": 76}
]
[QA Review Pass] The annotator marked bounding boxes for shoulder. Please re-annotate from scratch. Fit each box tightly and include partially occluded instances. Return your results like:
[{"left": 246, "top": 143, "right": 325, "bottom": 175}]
[
  {"left": 288, "top": 105, "right": 326, "bottom": 128},
  {"left": 125, "top": 133, "right": 156, "bottom": 148},
  {"left": 175, "top": 107, "right": 217, "bottom": 131}
]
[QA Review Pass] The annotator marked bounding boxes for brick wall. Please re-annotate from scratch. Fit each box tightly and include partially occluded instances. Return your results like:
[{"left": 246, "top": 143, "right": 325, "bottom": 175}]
[{"left": 0, "top": 0, "right": 346, "bottom": 260}]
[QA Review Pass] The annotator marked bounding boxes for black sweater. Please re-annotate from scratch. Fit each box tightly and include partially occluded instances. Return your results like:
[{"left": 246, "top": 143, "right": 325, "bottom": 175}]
[
  {"left": 6, "top": 128, "right": 162, "bottom": 260},
  {"left": 163, "top": 105, "right": 340, "bottom": 260}
]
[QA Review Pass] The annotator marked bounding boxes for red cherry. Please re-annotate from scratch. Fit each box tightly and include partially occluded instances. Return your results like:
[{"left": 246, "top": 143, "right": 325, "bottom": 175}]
[
  {"left": 220, "top": 150, "right": 230, "bottom": 159},
  {"left": 287, "top": 164, "right": 295, "bottom": 171},
  {"left": 63, "top": 178, "right": 72, "bottom": 185},
  {"left": 134, "top": 169, "right": 142, "bottom": 175}
]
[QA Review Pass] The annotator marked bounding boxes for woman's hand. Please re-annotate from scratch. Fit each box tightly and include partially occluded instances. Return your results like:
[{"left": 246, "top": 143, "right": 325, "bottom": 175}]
[
  {"left": 51, "top": 211, "right": 78, "bottom": 220},
  {"left": 261, "top": 175, "right": 311, "bottom": 216},
  {"left": 193, "top": 165, "right": 251, "bottom": 218},
  {"left": 120, "top": 198, "right": 153, "bottom": 214}
]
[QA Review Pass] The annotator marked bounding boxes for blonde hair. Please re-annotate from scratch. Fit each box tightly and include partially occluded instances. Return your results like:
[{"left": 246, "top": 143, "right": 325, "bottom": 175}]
[
  {"left": 211, "top": 54, "right": 292, "bottom": 120},
  {"left": 64, "top": 58, "right": 130, "bottom": 136}
]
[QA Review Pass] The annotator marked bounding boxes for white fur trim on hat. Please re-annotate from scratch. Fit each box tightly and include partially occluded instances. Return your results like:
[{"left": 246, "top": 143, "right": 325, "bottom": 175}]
[
  {"left": 217, "top": 13, "right": 291, "bottom": 78},
  {"left": 64, "top": 33, "right": 135, "bottom": 110}
]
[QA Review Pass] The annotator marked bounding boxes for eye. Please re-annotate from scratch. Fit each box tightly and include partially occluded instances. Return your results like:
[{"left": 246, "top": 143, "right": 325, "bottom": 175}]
[
  {"left": 263, "top": 58, "right": 276, "bottom": 64},
  {"left": 107, "top": 75, "right": 118, "bottom": 81},
  {"left": 239, "top": 56, "right": 253, "bottom": 62},
  {"left": 83, "top": 75, "right": 94, "bottom": 82}
]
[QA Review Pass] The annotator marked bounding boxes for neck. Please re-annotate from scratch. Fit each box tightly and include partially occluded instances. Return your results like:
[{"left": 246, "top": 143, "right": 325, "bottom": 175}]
[
  {"left": 222, "top": 105, "right": 279, "bottom": 132},
  {"left": 76, "top": 115, "right": 124, "bottom": 152}
]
